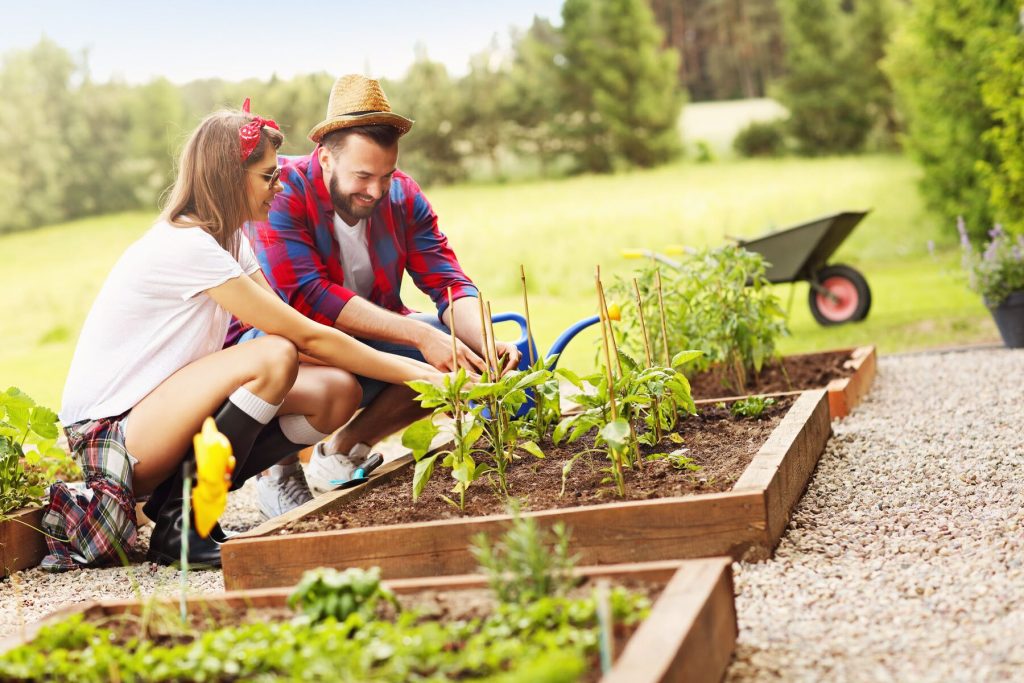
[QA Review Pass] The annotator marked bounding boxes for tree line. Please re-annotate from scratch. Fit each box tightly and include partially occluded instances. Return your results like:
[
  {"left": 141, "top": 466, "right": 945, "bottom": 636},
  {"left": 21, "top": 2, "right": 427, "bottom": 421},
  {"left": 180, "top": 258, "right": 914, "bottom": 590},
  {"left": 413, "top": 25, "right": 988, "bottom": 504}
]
[
  {"left": 2, "top": 0, "right": 1021, "bottom": 241},
  {"left": 0, "top": 0, "right": 682, "bottom": 234}
]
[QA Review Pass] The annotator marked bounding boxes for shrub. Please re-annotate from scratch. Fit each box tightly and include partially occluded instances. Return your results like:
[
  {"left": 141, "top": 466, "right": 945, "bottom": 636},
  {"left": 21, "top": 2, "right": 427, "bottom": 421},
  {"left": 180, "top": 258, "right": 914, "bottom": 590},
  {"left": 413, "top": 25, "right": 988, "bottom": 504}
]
[{"left": 733, "top": 120, "right": 787, "bottom": 158}]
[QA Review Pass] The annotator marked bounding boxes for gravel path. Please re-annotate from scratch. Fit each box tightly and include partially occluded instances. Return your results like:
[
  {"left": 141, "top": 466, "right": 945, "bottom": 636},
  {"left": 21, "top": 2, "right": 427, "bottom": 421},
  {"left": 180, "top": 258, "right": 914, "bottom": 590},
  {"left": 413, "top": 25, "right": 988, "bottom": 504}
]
[
  {"left": 728, "top": 347, "right": 1024, "bottom": 682},
  {"left": 3, "top": 347, "right": 1022, "bottom": 683}
]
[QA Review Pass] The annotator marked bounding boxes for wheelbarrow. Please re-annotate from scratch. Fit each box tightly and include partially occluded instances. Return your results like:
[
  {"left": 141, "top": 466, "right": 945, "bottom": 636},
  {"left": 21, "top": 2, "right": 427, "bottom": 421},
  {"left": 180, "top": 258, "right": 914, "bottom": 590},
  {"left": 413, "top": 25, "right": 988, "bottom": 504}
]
[
  {"left": 736, "top": 210, "right": 871, "bottom": 325},
  {"left": 626, "top": 210, "right": 872, "bottom": 326}
]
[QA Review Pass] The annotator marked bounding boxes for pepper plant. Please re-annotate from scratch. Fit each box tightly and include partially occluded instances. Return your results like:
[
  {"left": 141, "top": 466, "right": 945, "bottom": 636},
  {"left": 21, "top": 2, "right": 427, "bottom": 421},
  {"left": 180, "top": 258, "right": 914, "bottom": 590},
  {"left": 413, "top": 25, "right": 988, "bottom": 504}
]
[
  {"left": 553, "top": 350, "right": 701, "bottom": 496},
  {"left": 403, "top": 367, "right": 549, "bottom": 507}
]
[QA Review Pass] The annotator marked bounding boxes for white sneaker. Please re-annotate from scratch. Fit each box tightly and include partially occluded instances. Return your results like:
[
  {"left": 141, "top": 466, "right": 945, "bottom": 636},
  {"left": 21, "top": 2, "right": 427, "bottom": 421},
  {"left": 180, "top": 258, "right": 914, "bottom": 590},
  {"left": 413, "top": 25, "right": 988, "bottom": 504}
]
[
  {"left": 305, "top": 442, "right": 371, "bottom": 495},
  {"left": 256, "top": 461, "right": 313, "bottom": 520}
]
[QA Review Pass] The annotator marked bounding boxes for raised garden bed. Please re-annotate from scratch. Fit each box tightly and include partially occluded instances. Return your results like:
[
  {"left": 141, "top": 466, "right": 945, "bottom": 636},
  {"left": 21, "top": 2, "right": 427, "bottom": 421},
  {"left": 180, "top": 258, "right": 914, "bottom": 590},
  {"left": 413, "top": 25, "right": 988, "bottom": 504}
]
[
  {"left": 0, "top": 557, "right": 737, "bottom": 683},
  {"left": 222, "top": 390, "right": 830, "bottom": 590},
  {"left": 690, "top": 345, "right": 877, "bottom": 419},
  {"left": 0, "top": 507, "right": 46, "bottom": 577}
]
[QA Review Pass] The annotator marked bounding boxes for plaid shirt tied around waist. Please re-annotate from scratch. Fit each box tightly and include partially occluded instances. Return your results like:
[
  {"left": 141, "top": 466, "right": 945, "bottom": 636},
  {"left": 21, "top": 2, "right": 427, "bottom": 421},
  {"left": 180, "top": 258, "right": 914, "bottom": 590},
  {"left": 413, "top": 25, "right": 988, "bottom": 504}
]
[{"left": 40, "top": 414, "right": 138, "bottom": 571}]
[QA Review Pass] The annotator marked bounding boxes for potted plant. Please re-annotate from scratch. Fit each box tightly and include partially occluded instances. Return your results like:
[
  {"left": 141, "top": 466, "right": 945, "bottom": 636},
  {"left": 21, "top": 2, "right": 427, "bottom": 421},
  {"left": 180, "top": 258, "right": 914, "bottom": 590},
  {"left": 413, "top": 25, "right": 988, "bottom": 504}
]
[
  {"left": 1, "top": 387, "right": 78, "bottom": 575},
  {"left": 959, "top": 219, "right": 1024, "bottom": 348}
]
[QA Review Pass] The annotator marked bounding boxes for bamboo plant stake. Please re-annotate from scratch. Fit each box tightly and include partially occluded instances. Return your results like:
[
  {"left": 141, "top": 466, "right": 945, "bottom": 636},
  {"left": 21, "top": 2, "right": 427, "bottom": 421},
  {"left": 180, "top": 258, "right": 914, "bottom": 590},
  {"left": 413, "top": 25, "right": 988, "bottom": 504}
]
[
  {"left": 599, "top": 271, "right": 640, "bottom": 465},
  {"left": 596, "top": 266, "right": 624, "bottom": 378},
  {"left": 485, "top": 301, "right": 510, "bottom": 436},
  {"left": 520, "top": 265, "right": 538, "bottom": 365},
  {"left": 654, "top": 269, "right": 679, "bottom": 425},
  {"left": 476, "top": 293, "right": 494, "bottom": 377},
  {"left": 447, "top": 287, "right": 458, "bottom": 371},
  {"left": 594, "top": 269, "right": 624, "bottom": 489},
  {"left": 520, "top": 264, "right": 546, "bottom": 426},
  {"left": 633, "top": 278, "right": 662, "bottom": 444}
]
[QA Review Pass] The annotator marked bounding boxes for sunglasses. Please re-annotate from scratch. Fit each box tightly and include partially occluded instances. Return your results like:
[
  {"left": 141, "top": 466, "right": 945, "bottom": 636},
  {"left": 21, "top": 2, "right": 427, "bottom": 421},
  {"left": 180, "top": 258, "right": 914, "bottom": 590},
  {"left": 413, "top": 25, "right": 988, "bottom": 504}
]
[{"left": 251, "top": 166, "right": 282, "bottom": 189}]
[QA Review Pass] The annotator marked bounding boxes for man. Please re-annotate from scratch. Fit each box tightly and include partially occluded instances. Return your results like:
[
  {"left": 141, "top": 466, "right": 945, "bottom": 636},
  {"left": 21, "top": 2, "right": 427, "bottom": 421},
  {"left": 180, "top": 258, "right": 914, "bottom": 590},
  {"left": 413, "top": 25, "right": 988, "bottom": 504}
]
[{"left": 236, "top": 74, "right": 520, "bottom": 518}]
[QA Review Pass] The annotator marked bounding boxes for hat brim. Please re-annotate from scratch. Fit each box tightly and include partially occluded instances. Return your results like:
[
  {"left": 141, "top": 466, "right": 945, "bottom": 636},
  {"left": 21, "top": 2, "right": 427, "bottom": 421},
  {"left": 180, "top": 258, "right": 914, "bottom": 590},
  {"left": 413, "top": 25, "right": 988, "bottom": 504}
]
[{"left": 309, "top": 112, "right": 414, "bottom": 143}]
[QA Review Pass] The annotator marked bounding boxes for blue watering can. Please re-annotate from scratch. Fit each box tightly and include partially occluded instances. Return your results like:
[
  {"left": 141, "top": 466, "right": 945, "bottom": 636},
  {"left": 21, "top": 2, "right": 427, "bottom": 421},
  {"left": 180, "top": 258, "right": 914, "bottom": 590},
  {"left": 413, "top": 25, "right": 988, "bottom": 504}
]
[{"left": 483, "top": 312, "right": 603, "bottom": 418}]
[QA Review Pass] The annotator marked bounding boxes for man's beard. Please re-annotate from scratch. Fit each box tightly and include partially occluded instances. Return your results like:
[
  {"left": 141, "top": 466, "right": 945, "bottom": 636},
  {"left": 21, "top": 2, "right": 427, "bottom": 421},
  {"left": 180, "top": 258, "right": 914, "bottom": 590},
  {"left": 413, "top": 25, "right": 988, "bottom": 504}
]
[{"left": 329, "top": 173, "right": 383, "bottom": 223}]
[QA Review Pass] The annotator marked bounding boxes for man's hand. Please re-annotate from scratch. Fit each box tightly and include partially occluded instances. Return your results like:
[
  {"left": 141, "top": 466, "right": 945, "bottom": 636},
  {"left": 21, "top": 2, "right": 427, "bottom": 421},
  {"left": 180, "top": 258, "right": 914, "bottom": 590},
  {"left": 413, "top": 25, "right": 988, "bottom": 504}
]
[
  {"left": 418, "top": 326, "right": 487, "bottom": 373},
  {"left": 493, "top": 340, "right": 523, "bottom": 376}
]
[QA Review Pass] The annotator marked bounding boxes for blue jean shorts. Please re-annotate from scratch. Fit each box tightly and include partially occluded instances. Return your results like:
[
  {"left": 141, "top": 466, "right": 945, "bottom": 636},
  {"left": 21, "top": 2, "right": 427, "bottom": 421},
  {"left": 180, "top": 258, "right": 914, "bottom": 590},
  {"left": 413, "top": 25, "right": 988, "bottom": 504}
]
[{"left": 235, "top": 312, "right": 448, "bottom": 407}]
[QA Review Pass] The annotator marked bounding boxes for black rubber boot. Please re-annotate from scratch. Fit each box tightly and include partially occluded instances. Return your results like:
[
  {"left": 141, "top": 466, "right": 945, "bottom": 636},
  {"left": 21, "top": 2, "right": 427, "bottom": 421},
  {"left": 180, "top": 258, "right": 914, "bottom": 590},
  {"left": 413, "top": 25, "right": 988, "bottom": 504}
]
[{"left": 145, "top": 398, "right": 269, "bottom": 567}]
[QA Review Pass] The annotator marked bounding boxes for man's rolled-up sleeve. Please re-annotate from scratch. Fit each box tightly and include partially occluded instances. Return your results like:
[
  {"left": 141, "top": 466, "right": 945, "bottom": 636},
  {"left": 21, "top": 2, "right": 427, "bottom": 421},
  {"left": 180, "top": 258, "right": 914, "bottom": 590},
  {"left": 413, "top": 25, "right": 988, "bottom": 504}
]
[{"left": 403, "top": 180, "right": 478, "bottom": 320}]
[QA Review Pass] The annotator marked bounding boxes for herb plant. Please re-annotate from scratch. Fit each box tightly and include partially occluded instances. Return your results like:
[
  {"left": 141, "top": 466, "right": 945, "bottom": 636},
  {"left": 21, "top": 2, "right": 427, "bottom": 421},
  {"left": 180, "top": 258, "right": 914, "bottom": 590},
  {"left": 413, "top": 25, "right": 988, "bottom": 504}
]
[
  {"left": 608, "top": 245, "right": 788, "bottom": 393},
  {"left": 553, "top": 350, "right": 700, "bottom": 496},
  {"left": 471, "top": 504, "right": 578, "bottom": 604},
  {"left": 287, "top": 566, "right": 397, "bottom": 624}
]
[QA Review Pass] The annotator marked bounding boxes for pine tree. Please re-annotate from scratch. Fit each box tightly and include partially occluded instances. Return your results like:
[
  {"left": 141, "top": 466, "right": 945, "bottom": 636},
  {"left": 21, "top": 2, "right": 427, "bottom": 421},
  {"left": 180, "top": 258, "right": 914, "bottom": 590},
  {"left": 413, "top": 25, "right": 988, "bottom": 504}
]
[
  {"left": 560, "top": 0, "right": 684, "bottom": 172},
  {"left": 778, "top": 0, "right": 873, "bottom": 155}
]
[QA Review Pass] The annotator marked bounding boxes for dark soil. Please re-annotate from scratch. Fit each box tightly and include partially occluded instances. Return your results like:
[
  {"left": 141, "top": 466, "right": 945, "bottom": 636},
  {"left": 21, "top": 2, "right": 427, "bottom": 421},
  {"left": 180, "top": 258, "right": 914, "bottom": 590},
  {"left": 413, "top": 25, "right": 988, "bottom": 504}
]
[
  {"left": 688, "top": 349, "right": 856, "bottom": 398},
  {"left": 284, "top": 397, "right": 793, "bottom": 534}
]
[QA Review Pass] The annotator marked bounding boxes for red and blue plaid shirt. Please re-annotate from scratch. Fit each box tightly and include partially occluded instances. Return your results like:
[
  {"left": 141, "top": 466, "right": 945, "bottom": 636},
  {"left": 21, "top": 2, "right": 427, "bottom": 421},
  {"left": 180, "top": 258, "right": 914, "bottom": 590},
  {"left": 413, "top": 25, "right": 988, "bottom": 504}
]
[{"left": 229, "top": 150, "right": 476, "bottom": 343}]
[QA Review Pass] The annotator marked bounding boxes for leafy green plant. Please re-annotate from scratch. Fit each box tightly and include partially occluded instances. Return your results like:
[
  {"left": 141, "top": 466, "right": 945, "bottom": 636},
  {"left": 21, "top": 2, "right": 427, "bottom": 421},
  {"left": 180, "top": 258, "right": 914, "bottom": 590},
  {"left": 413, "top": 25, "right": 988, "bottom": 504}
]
[
  {"left": 733, "top": 119, "right": 788, "bottom": 158},
  {"left": 471, "top": 503, "right": 578, "bottom": 605},
  {"left": 287, "top": 566, "right": 397, "bottom": 625},
  {"left": 730, "top": 396, "right": 777, "bottom": 419},
  {"left": 403, "top": 369, "right": 485, "bottom": 509},
  {"left": 403, "top": 368, "right": 549, "bottom": 507},
  {"left": 554, "top": 350, "right": 700, "bottom": 496},
  {"left": 608, "top": 245, "right": 788, "bottom": 394},
  {"left": 646, "top": 449, "right": 700, "bottom": 472},
  {"left": 1, "top": 387, "right": 72, "bottom": 516}
]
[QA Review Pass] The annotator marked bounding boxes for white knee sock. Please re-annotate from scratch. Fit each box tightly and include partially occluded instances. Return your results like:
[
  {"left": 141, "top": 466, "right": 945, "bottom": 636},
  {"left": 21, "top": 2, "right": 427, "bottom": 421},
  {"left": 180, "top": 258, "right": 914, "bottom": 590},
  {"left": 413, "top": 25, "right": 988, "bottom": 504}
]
[
  {"left": 228, "top": 386, "right": 279, "bottom": 425},
  {"left": 279, "top": 414, "right": 331, "bottom": 446}
]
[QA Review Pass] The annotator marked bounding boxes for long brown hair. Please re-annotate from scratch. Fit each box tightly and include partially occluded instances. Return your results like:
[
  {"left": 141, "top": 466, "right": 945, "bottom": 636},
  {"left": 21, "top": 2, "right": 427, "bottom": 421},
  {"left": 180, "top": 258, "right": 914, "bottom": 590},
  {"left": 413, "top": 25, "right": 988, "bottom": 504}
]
[{"left": 160, "top": 110, "right": 284, "bottom": 254}]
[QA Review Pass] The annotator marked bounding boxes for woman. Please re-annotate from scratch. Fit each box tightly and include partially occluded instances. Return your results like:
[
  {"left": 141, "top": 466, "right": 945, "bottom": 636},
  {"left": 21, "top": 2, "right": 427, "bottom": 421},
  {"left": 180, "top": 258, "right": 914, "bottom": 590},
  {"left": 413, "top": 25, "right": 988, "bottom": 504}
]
[{"left": 43, "top": 103, "right": 445, "bottom": 570}]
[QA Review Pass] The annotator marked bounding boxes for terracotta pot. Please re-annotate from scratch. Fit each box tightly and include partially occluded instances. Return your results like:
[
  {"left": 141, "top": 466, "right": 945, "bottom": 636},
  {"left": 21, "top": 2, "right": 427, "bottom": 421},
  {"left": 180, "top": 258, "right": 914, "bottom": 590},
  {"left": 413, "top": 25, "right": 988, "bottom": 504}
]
[{"left": 988, "top": 291, "right": 1024, "bottom": 348}]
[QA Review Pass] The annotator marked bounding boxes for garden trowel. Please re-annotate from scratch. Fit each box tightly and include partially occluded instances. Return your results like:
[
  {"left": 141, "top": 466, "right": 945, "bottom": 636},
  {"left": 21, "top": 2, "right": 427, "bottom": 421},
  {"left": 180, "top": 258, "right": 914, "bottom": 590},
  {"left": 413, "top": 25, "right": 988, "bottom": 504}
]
[{"left": 330, "top": 453, "right": 385, "bottom": 489}]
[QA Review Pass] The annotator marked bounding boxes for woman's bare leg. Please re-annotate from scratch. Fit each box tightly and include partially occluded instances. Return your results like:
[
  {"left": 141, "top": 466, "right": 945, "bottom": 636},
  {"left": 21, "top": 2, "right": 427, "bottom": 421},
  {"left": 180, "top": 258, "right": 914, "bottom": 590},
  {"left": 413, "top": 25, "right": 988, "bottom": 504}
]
[{"left": 126, "top": 335, "right": 298, "bottom": 496}]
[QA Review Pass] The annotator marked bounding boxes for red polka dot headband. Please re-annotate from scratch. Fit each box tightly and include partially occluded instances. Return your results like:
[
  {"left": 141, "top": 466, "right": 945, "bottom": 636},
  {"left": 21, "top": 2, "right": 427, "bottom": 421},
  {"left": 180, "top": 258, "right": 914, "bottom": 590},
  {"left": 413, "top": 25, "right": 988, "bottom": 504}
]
[{"left": 239, "top": 98, "right": 280, "bottom": 161}]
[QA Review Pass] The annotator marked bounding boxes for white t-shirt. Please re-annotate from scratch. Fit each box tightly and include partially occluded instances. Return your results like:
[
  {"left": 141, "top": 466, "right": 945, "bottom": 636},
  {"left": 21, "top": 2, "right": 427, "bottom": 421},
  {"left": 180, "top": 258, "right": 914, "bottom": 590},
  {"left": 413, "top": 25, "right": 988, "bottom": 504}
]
[
  {"left": 61, "top": 220, "right": 260, "bottom": 424},
  {"left": 332, "top": 214, "right": 374, "bottom": 299}
]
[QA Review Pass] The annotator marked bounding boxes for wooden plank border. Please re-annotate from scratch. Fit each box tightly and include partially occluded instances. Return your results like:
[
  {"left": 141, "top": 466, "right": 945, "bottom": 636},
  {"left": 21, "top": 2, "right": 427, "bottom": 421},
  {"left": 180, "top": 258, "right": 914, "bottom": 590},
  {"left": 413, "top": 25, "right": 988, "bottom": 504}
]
[
  {"left": 0, "top": 507, "right": 46, "bottom": 578},
  {"left": 694, "top": 345, "right": 877, "bottom": 420},
  {"left": 221, "top": 390, "right": 829, "bottom": 590},
  {"left": 0, "top": 558, "right": 737, "bottom": 683}
]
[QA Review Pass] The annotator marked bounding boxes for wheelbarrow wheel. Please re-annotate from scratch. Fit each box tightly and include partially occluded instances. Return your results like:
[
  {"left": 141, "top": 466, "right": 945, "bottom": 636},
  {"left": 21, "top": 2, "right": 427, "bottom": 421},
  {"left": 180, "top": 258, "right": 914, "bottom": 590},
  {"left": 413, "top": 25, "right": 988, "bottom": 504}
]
[{"left": 808, "top": 264, "right": 871, "bottom": 326}]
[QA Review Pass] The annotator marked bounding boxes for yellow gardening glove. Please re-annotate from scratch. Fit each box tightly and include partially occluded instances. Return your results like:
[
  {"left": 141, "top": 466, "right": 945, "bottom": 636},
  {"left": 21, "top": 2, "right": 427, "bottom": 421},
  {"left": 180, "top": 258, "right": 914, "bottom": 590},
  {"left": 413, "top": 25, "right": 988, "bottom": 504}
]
[{"left": 191, "top": 417, "right": 235, "bottom": 538}]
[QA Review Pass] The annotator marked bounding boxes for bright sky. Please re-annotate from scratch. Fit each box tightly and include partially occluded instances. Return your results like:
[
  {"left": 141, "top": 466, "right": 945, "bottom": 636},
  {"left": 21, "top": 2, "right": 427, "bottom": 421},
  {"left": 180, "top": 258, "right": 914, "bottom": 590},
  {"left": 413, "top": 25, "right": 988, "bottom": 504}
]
[{"left": 4, "top": 0, "right": 565, "bottom": 84}]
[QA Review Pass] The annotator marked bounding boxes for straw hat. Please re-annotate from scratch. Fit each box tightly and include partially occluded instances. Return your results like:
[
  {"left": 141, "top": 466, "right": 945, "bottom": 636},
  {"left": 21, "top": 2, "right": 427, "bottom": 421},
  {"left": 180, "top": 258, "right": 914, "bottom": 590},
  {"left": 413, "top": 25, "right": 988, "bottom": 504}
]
[{"left": 308, "top": 74, "right": 414, "bottom": 143}]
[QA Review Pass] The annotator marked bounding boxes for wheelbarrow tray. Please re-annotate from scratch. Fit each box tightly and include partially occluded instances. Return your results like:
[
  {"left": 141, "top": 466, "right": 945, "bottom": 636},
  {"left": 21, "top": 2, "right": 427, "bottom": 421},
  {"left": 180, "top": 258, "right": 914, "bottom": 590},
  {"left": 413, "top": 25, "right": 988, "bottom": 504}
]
[{"left": 738, "top": 210, "right": 869, "bottom": 283}]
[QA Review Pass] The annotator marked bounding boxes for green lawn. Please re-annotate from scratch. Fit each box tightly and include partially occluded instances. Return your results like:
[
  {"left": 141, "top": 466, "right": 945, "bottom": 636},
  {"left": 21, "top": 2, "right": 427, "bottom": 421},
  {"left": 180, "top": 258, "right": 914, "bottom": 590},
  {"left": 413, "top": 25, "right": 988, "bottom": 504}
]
[{"left": 0, "top": 154, "right": 996, "bottom": 410}]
